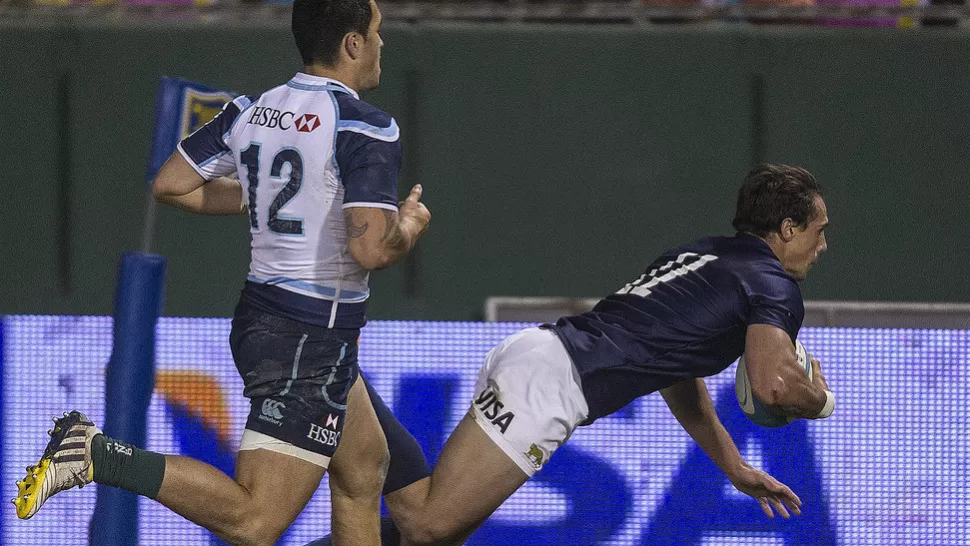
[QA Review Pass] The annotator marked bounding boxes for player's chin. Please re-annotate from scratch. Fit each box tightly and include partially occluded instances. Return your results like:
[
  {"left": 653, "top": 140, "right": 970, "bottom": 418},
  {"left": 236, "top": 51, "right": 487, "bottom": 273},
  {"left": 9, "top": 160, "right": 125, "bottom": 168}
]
[
  {"left": 795, "top": 263, "right": 815, "bottom": 280},
  {"left": 366, "top": 69, "right": 382, "bottom": 90}
]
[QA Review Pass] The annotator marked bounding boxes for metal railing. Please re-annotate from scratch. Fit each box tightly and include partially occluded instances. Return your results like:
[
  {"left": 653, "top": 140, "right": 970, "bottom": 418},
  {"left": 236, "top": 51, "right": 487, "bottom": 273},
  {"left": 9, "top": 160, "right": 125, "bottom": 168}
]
[{"left": 485, "top": 296, "right": 970, "bottom": 328}]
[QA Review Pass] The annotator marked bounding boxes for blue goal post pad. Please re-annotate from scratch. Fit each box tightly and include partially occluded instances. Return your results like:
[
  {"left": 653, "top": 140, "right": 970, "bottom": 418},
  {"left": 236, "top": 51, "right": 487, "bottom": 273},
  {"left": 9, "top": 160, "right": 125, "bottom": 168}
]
[{"left": 90, "top": 252, "right": 166, "bottom": 546}]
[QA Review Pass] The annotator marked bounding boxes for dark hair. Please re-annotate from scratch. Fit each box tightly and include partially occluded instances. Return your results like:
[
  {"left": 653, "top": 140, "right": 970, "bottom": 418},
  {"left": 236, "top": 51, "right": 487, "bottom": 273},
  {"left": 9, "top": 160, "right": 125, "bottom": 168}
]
[
  {"left": 292, "top": 0, "right": 373, "bottom": 67},
  {"left": 732, "top": 164, "right": 824, "bottom": 237}
]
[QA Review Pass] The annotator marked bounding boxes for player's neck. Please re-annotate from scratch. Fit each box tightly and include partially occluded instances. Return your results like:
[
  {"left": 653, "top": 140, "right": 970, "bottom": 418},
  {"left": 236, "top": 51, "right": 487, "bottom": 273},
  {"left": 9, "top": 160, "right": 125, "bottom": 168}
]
[
  {"left": 763, "top": 234, "right": 798, "bottom": 278},
  {"left": 762, "top": 233, "right": 784, "bottom": 259},
  {"left": 302, "top": 64, "right": 359, "bottom": 93}
]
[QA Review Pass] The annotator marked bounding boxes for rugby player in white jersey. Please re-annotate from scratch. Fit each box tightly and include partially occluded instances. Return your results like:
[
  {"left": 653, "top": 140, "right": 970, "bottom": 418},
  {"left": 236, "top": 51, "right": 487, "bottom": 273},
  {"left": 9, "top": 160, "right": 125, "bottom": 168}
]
[{"left": 15, "top": 1, "right": 429, "bottom": 544}]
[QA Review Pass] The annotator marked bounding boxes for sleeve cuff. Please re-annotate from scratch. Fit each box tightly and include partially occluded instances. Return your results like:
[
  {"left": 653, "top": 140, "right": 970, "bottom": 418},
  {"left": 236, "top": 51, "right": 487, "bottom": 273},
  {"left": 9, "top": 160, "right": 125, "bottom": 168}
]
[
  {"left": 177, "top": 143, "right": 214, "bottom": 181},
  {"left": 342, "top": 202, "right": 399, "bottom": 211}
]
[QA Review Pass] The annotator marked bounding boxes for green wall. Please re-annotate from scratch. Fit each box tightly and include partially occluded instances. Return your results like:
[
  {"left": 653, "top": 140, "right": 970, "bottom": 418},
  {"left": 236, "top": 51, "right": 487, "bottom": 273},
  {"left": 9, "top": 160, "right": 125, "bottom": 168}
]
[{"left": 2, "top": 20, "right": 968, "bottom": 320}]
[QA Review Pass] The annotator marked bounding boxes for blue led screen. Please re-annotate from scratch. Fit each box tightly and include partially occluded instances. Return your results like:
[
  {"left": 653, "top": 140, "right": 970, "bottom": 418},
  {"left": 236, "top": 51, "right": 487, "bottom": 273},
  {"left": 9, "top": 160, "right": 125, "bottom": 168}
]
[{"left": 2, "top": 316, "right": 968, "bottom": 545}]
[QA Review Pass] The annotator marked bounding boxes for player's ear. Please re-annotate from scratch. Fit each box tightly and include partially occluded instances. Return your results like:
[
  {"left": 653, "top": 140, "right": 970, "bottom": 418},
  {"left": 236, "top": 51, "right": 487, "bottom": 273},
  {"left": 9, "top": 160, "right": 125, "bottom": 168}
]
[
  {"left": 344, "top": 32, "right": 363, "bottom": 61},
  {"left": 779, "top": 218, "right": 796, "bottom": 242}
]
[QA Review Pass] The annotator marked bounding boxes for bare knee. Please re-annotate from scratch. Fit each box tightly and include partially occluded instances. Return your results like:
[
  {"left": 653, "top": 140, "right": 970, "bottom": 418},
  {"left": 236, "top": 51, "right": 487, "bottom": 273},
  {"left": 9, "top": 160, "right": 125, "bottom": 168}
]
[
  {"left": 328, "top": 445, "right": 390, "bottom": 543},
  {"left": 397, "top": 512, "right": 464, "bottom": 546},
  {"left": 219, "top": 502, "right": 289, "bottom": 546},
  {"left": 330, "top": 441, "right": 390, "bottom": 500}
]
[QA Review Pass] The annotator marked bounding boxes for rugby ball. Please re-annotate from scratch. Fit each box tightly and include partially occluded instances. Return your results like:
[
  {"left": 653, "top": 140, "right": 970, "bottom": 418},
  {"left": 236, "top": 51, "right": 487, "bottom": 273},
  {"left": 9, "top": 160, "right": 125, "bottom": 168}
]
[{"left": 735, "top": 340, "right": 812, "bottom": 428}]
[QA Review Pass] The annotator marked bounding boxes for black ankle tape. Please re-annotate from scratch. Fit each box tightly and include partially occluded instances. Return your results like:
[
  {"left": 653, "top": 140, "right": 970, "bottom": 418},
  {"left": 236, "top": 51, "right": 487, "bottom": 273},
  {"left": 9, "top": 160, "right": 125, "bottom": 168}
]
[{"left": 91, "top": 434, "right": 166, "bottom": 500}]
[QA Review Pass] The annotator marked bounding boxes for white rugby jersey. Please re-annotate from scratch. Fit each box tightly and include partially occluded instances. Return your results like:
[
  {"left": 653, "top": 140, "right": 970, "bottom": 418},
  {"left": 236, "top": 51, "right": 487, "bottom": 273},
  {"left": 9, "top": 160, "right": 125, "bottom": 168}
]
[{"left": 177, "top": 73, "right": 401, "bottom": 329}]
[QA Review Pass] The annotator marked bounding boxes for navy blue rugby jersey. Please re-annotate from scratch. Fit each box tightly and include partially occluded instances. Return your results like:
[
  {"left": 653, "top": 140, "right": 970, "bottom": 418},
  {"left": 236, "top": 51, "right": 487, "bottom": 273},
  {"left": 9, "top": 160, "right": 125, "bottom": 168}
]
[{"left": 549, "top": 233, "right": 804, "bottom": 424}]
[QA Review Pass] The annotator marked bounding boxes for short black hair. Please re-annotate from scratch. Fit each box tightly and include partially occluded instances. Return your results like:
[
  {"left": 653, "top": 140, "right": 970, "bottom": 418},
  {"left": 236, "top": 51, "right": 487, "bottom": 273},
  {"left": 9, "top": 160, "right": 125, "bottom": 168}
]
[
  {"left": 732, "top": 164, "right": 824, "bottom": 237},
  {"left": 292, "top": 0, "right": 373, "bottom": 67}
]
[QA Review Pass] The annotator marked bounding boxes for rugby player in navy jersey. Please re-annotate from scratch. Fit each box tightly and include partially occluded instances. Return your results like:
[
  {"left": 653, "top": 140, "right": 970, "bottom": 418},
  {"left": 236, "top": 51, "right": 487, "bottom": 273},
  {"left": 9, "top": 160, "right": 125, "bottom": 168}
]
[
  {"left": 309, "top": 164, "right": 834, "bottom": 546},
  {"left": 15, "top": 1, "right": 430, "bottom": 544}
]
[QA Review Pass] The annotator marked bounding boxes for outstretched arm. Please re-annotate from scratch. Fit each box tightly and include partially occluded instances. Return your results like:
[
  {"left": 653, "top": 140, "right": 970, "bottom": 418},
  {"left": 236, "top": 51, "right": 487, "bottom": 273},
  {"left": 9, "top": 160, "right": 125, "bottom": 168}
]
[{"left": 660, "top": 378, "right": 802, "bottom": 518}]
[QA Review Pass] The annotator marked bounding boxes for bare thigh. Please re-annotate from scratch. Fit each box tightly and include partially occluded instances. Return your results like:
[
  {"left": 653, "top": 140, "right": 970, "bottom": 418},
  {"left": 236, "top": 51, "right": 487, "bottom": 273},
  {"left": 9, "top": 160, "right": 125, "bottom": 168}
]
[
  {"left": 395, "top": 413, "right": 528, "bottom": 546},
  {"left": 233, "top": 448, "right": 327, "bottom": 541}
]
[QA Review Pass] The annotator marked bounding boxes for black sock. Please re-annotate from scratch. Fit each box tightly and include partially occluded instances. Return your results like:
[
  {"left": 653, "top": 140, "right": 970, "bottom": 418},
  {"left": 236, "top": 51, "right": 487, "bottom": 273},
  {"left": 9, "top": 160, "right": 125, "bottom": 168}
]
[
  {"left": 91, "top": 434, "right": 166, "bottom": 500},
  {"left": 361, "top": 374, "right": 431, "bottom": 493},
  {"left": 303, "top": 516, "right": 401, "bottom": 546},
  {"left": 379, "top": 516, "right": 402, "bottom": 546}
]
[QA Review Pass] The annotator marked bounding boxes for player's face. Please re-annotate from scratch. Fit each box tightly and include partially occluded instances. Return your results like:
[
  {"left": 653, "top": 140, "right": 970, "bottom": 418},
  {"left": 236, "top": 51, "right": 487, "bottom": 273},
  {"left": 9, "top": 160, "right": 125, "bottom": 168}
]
[
  {"left": 785, "top": 196, "right": 828, "bottom": 280},
  {"left": 359, "top": 0, "right": 384, "bottom": 91}
]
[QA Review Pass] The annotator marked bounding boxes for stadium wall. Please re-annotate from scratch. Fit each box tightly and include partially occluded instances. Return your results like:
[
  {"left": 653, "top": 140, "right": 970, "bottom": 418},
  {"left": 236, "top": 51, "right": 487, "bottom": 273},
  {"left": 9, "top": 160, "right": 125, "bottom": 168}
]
[{"left": 2, "top": 21, "right": 969, "bottom": 320}]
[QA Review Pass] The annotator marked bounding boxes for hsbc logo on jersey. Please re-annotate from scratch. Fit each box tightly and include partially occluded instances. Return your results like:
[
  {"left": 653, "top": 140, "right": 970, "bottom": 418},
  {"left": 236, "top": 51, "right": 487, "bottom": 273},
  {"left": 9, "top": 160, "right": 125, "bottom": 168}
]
[
  {"left": 295, "top": 114, "right": 321, "bottom": 133},
  {"left": 247, "top": 107, "right": 320, "bottom": 133},
  {"left": 247, "top": 107, "right": 295, "bottom": 130}
]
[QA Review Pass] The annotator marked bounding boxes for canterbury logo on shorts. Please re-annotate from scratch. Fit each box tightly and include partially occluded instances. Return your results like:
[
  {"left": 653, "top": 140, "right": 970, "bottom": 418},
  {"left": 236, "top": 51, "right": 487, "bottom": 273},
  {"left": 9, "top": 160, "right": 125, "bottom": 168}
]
[
  {"left": 259, "top": 399, "right": 285, "bottom": 425},
  {"left": 474, "top": 386, "right": 516, "bottom": 434}
]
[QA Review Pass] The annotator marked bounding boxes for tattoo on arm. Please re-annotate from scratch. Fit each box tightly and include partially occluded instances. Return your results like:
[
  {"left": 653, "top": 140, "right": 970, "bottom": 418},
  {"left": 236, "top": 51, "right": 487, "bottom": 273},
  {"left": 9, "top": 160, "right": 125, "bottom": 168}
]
[
  {"left": 344, "top": 210, "right": 369, "bottom": 238},
  {"left": 380, "top": 208, "right": 409, "bottom": 251},
  {"left": 380, "top": 209, "right": 396, "bottom": 241}
]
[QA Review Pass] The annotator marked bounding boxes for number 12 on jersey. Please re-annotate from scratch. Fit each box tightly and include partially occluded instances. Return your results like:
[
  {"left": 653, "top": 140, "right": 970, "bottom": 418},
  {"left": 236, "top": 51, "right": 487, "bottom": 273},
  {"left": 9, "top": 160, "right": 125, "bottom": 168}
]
[{"left": 240, "top": 143, "right": 305, "bottom": 235}]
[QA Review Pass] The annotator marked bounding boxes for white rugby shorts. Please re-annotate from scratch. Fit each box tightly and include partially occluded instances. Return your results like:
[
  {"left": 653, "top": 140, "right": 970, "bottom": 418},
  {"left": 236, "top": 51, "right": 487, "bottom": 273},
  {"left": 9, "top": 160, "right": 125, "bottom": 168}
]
[{"left": 470, "top": 327, "right": 589, "bottom": 476}]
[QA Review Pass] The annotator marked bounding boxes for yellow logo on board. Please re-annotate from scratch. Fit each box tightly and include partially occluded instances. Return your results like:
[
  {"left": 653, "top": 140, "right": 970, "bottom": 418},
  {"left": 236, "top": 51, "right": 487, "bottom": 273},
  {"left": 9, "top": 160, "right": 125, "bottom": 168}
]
[{"left": 179, "top": 89, "right": 236, "bottom": 139}]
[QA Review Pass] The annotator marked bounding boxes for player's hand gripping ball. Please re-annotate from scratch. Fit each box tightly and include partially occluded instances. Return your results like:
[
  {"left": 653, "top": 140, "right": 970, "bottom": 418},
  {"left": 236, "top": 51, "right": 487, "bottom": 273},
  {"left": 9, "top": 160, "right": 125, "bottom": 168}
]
[{"left": 735, "top": 340, "right": 812, "bottom": 428}]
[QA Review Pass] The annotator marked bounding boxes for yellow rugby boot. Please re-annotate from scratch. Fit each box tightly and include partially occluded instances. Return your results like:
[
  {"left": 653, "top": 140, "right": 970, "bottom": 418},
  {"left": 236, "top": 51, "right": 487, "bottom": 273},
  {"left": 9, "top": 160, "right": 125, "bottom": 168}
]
[{"left": 14, "top": 410, "right": 101, "bottom": 519}]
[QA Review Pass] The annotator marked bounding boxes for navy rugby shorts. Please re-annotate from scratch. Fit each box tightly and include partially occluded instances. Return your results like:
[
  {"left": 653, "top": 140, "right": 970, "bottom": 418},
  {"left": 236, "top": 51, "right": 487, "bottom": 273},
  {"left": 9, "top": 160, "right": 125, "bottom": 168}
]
[{"left": 229, "top": 300, "right": 360, "bottom": 465}]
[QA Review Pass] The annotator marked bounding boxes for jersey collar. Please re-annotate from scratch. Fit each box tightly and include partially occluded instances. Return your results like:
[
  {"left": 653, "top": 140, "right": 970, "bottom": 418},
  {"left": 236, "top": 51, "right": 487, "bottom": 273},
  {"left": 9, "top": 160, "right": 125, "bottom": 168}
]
[{"left": 289, "top": 73, "right": 360, "bottom": 99}]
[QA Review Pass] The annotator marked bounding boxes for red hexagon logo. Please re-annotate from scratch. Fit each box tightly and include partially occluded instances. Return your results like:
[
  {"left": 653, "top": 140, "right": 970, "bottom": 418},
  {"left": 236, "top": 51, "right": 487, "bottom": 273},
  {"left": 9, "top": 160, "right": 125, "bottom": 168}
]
[{"left": 295, "top": 114, "right": 321, "bottom": 133}]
